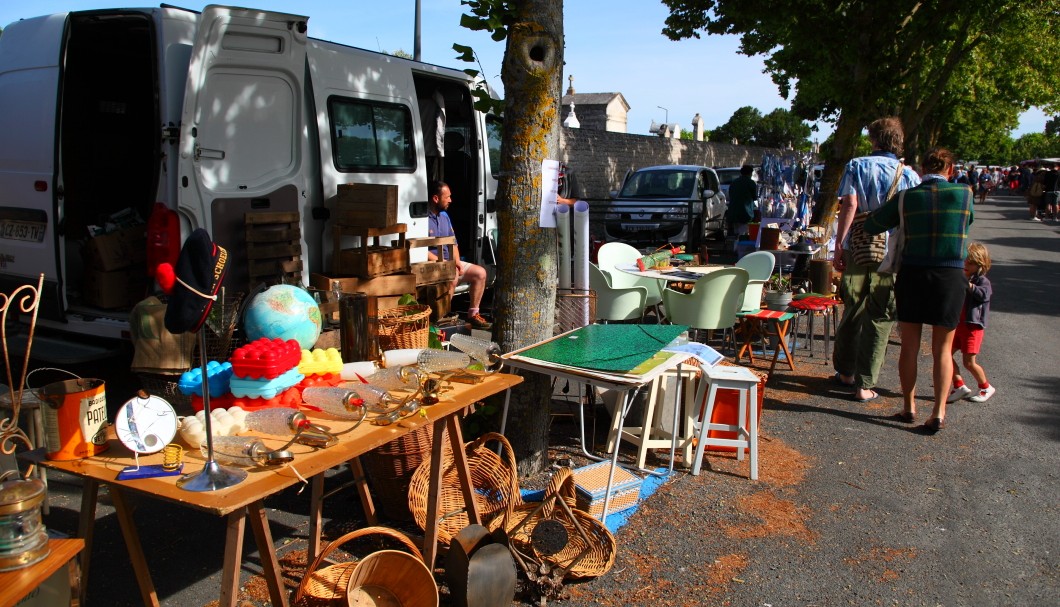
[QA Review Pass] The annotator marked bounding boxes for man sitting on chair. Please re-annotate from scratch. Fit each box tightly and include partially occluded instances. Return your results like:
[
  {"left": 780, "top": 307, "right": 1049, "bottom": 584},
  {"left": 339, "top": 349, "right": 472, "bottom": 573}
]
[{"left": 428, "top": 180, "right": 492, "bottom": 330}]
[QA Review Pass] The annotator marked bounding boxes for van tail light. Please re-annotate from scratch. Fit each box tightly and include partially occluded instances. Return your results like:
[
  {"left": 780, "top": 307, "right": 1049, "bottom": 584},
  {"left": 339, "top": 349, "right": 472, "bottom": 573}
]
[
  {"left": 146, "top": 202, "right": 180, "bottom": 277},
  {"left": 34, "top": 181, "right": 48, "bottom": 192}
]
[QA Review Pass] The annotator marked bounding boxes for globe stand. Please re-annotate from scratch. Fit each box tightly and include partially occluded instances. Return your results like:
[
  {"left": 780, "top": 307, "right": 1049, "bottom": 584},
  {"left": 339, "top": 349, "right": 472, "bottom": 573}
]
[{"left": 178, "top": 330, "right": 247, "bottom": 491}]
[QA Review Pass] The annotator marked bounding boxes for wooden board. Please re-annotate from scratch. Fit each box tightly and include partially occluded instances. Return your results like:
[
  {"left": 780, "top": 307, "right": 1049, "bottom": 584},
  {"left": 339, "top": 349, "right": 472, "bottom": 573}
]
[
  {"left": 245, "top": 211, "right": 302, "bottom": 290},
  {"left": 310, "top": 273, "right": 417, "bottom": 297}
]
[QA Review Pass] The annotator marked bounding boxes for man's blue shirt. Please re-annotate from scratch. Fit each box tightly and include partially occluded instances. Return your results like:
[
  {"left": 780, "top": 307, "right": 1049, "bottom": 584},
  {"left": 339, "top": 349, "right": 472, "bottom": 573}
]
[
  {"left": 427, "top": 210, "right": 454, "bottom": 260},
  {"left": 838, "top": 151, "right": 921, "bottom": 214}
]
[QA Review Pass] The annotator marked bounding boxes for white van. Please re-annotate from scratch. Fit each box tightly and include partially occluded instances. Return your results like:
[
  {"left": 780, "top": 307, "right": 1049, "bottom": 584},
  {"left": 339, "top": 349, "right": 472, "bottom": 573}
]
[{"left": 0, "top": 5, "right": 501, "bottom": 341}]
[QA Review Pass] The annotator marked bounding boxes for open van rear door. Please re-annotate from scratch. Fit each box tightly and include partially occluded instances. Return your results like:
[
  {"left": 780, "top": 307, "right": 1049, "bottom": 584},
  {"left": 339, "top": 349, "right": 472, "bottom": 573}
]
[
  {"left": 0, "top": 14, "right": 67, "bottom": 319},
  {"left": 178, "top": 5, "right": 309, "bottom": 292}
]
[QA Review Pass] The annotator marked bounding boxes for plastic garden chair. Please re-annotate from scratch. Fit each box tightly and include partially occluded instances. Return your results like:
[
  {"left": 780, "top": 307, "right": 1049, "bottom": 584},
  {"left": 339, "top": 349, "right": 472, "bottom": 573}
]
[
  {"left": 596, "top": 242, "right": 664, "bottom": 317},
  {"left": 661, "top": 267, "right": 749, "bottom": 350},
  {"left": 735, "top": 251, "right": 775, "bottom": 313},
  {"left": 589, "top": 263, "right": 647, "bottom": 322}
]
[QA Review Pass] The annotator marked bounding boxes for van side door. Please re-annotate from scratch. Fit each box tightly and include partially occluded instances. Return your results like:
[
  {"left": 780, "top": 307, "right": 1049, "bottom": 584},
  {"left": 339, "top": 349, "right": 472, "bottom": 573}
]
[{"left": 178, "top": 6, "right": 309, "bottom": 292}]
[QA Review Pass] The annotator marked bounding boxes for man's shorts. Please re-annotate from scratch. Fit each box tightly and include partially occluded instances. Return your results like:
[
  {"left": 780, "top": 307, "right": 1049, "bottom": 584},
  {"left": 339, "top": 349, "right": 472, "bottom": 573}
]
[
  {"left": 951, "top": 322, "right": 984, "bottom": 355},
  {"left": 1044, "top": 191, "right": 1060, "bottom": 208}
]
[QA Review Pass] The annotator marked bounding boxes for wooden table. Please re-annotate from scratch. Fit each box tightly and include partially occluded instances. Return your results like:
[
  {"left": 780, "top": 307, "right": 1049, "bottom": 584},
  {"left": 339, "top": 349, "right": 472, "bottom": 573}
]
[
  {"left": 0, "top": 538, "right": 84, "bottom": 607},
  {"left": 614, "top": 262, "right": 732, "bottom": 282},
  {"left": 26, "top": 373, "right": 522, "bottom": 607}
]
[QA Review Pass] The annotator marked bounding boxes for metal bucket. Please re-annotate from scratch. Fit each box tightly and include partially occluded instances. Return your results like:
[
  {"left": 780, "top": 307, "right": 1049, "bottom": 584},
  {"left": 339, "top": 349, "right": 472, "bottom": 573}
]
[{"left": 34, "top": 374, "right": 109, "bottom": 461}]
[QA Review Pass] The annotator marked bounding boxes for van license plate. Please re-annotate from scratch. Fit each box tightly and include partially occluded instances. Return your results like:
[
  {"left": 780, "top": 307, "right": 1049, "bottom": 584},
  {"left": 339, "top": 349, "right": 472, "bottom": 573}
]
[
  {"left": 622, "top": 223, "right": 658, "bottom": 231},
  {"left": 0, "top": 220, "right": 46, "bottom": 242}
]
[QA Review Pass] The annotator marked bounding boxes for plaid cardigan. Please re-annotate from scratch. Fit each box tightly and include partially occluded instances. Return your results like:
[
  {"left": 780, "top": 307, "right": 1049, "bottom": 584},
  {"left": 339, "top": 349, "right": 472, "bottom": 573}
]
[{"left": 863, "top": 178, "right": 974, "bottom": 269}]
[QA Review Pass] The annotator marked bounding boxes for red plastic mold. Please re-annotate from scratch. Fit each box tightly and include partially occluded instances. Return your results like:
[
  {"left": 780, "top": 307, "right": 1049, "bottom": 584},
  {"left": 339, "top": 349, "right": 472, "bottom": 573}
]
[
  {"left": 230, "top": 338, "right": 302, "bottom": 379},
  {"left": 190, "top": 386, "right": 303, "bottom": 413}
]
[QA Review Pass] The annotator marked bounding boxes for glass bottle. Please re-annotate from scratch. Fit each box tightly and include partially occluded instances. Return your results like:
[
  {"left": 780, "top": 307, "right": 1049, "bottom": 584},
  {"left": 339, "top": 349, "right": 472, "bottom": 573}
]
[
  {"left": 244, "top": 408, "right": 310, "bottom": 436},
  {"left": 302, "top": 385, "right": 393, "bottom": 413},
  {"left": 449, "top": 333, "right": 501, "bottom": 368},
  {"left": 329, "top": 280, "right": 343, "bottom": 328},
  {"left": 203, "top": 435, "right": 270, "bottom": 466},
  {"left": 362, "top": 366, "right": 421, "bottom": 392},
  {"left": 417, "top": 349, "right": 470, "bottom": 373}
]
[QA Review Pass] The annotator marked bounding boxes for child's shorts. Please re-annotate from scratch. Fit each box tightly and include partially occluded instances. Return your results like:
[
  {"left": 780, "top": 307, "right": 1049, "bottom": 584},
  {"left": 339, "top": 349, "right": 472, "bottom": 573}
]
[{"left": 952, "top": 323, "right": 984, "bottom": 355}]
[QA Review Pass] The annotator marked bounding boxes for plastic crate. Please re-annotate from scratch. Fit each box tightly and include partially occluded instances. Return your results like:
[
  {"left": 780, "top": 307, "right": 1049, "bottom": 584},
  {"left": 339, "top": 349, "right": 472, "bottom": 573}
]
[{"left": 572, "top": 461, "right": 642, "bottom": 518}]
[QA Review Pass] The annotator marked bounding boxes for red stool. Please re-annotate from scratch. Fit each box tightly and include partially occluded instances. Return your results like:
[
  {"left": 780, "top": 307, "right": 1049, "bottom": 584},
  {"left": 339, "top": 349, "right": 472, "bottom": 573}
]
[{"left": 789, "top": 294, "right": 841, "bottom": 360}]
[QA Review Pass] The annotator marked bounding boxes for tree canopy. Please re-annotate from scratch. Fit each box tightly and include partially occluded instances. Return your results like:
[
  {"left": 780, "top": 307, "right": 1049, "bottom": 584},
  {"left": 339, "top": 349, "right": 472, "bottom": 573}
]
[
  {"left": 662, "top": 0, "right": 1060, "bottom": 225},
  {"left": 711, "top": 106, "right": 812, "bottom": 150}
]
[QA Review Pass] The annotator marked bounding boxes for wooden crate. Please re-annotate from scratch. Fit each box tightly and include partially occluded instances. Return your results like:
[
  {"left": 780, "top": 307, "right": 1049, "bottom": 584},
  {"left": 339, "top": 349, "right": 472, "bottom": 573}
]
[
  {"left": 407, "top": 236, "right": 458, "bottom": 285},
  {"left": 245, "top": 211, "right": 302, "bottom": 290},
  {"left": 332, "top": 223, "right": 409, "bottom": 278},
  {"left": 335, "top": 183, "right": 399, "bottom": 227},
  {"left": 310, "top": 273, "right": 417, "bottom": 298}
]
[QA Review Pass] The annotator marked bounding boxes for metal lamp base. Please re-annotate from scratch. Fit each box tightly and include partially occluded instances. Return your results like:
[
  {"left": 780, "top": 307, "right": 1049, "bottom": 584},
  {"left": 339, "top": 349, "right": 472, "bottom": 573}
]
[{"left": 176, "top": 460, "right": 248, "bottom": 492}]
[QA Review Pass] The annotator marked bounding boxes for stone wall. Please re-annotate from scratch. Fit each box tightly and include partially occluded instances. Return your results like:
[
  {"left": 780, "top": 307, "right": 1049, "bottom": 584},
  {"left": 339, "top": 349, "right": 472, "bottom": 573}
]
[{"left": 558, "top": 127, "right": 781, "bottom": 201}]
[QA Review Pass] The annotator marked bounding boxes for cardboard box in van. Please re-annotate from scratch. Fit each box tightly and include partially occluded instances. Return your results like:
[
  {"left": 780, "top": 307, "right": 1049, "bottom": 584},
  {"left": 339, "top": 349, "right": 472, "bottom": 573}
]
[
  {"left": 83, "top": 267, "right": 148, "bottom": 308},
  {"left": 82, "top": 226, "right": 147, "bottom": 271}
]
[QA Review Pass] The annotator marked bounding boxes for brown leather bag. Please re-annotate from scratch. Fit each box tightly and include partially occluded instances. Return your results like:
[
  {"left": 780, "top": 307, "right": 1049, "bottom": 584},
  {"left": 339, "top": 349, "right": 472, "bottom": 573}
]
[{"left": 848, "top": 163, "right": 904, "bottom": 267}]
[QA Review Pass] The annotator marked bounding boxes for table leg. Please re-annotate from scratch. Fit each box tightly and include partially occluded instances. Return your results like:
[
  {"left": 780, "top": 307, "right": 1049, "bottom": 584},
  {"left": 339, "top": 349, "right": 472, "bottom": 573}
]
[
  {"left": 422, "top": 417, "right": 448, "bottom": 569},
  {"left": 599, "top": 388, "right": 634, "bottom": 521},
  {"left": 749, "top": 383, "right": 759, "bottom": 480},
  {"left": 247, "top": 500, "right": 289, "bottom": 607},
  {"left": 349, "top": 456, "right": 378, "bottom": 525},
  {"left": 77, "top": 480, "right": 98, "bottom": 607},
  {"left": 219, "top": 510, "right": 246, "bottom": 607},
  {"left": 109, "top": 488, "right": 160, "bottom": 607},
  {"left": 768, "top": 318, "right": 796, "bottom": 377},
  {"left": 308, "top": 474, "right": 324, "bottom": 562},
  {"left": 692, "top": 382, "right": 721, "bottom": 476}
]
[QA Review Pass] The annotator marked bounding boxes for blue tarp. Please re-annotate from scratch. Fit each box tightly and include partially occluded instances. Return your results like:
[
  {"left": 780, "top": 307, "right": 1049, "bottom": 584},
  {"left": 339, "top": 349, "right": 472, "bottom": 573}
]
[{"left": 521, "top": 467, "right": 670, "bottom": 534}]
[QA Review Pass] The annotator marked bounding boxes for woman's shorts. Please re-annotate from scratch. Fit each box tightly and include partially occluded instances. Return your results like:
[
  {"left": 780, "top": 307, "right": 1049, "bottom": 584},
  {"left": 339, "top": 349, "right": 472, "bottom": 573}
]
[{"left": 895, "top": 265, "right": 966, "bottom": 328}]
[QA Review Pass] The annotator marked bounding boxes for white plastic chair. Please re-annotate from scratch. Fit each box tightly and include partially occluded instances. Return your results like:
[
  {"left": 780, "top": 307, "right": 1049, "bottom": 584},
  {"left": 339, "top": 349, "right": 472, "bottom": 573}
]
[
  {"left": 588, "top": 263, "right": 647, "bottom": 322},
  {"left": 735, "top": 251, "right": 775, "bottom": 312},
  {"left": 596, "top": 242, "right": 664, "bottom": 318}
]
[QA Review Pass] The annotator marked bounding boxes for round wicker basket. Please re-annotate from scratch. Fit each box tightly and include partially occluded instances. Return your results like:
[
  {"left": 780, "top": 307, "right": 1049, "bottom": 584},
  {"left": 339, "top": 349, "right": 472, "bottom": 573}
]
[
  {"left": 407, "top": 432, "right": 522, "bottom": 546},
  {"left": 293, "top": 526, "right": 423, "bottom": 607},
  {"left": 376, "top": 305, "right": 431, "bottom": 351}
]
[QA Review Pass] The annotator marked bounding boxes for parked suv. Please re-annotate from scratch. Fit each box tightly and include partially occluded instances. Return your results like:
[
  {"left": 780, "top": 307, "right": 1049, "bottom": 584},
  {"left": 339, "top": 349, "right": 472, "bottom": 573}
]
[{"left": 603, "top": 165, "right": 726, "bottom": 246}]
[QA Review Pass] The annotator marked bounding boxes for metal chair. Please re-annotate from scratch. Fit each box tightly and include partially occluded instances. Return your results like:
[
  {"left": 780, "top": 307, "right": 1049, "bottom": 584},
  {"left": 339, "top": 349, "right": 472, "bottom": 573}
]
[
  {"left": 596, "top": 242, "right": 664, "bottom": 318},
  {"left": 588, "top": 263, "right": 648, "bottom": 322},
  {"left": 661, "top": 267, "right": 749, "bottom": 350}
]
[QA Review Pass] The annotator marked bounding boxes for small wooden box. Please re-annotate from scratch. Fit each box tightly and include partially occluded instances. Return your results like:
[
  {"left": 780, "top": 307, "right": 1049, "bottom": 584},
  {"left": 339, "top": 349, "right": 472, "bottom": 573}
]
[
  {"left": 572, "top": 462, "right": 642, "bottom": 518},
  {"left": 333, "top": 224, "right": 410, "bottom": 278},
  {"left": 335, "top": 183, "right": 399, "bottom": 227},
  {"left": 407, "top": 236, "right": 458, "bottom": 285}
]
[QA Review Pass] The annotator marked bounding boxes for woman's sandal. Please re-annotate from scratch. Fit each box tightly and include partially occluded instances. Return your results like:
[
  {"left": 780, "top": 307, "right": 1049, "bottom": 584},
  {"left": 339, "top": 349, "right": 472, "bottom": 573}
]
[
  {"left": 922, "top": 418, "right": 946, "bottom": 434},
  {"left": 893, "top": 411, "right": 916, "bottom": 424}
]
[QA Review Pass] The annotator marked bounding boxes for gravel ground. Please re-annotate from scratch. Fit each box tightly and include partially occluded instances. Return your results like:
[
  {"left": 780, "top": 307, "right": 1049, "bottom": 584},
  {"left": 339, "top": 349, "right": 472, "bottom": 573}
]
[{"left": 25, "top": 192, "right": 1060, "bottom": 606}]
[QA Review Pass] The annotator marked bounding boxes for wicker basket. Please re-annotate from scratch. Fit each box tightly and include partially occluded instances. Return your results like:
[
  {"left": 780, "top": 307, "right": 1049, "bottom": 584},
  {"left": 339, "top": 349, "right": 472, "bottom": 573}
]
[
  {"left": 488, "top": 468, "right": 616, "bottom": 580},
  {"left": 407, "top": 432, "right": 522, "bottom": 547},
  {"left": 376, "top": 304, "right": 431, "bottom": 351},
  {"left": 361, "top": 425, "right": 436, "bottom": 521},
  {"left": 293, "top": 526, "right": 424, "bottom": 607}
]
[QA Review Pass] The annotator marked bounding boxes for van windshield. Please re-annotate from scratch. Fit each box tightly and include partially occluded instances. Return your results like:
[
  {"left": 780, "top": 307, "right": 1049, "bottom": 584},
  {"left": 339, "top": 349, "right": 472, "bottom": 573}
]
[{"left": 619, "top": 169, "right": 697, "bottom": 198}]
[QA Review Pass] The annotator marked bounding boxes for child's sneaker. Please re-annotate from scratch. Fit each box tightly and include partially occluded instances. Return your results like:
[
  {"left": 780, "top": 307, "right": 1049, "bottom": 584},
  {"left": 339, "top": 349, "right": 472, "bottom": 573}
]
[
  {"left": 947, "top": 385, "right": 974, "bottom": 403},
  {"left": 968, "top": 385, "right": 996, "bottom": 403}
]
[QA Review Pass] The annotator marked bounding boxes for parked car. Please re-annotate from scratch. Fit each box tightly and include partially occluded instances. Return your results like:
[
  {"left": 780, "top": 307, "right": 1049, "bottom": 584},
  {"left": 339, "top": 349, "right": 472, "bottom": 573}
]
[{"left": 603, "top": 165, "right": 726, "bottom": 246}]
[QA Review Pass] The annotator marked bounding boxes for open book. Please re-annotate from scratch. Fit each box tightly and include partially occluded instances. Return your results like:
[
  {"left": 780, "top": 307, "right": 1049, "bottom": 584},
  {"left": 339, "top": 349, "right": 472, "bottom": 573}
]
[{"left": 661, "top": 341, "right": 724, "bottom": 368}]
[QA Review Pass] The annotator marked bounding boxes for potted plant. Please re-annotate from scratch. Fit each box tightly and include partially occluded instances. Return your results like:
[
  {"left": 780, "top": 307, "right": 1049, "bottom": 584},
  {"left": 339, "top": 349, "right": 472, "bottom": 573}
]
[{"left": 763, "top": 273, "right": 793, "bottom": 311}]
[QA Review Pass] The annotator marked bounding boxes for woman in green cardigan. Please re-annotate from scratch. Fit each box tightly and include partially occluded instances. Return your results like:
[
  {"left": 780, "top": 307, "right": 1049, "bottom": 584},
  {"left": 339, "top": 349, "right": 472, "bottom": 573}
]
[{"left": 864, "top": 148, "right": 974, "bottom": 434}]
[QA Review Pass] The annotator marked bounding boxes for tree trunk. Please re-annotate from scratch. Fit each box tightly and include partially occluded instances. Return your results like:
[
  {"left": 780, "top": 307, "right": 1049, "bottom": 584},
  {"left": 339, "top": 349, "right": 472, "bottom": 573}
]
[
  {"left": 814, "top": 110, "right": 864, "bottom": 236},
  {"left": 494, "top": 0, "right": 563, "bottom": 476}
]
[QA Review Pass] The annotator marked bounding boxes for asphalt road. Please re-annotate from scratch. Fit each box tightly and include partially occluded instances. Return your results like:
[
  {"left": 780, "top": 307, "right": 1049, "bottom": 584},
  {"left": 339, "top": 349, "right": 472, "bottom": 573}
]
[{"left": 24, "top": 190, "right": 1060, "bottom": 606}]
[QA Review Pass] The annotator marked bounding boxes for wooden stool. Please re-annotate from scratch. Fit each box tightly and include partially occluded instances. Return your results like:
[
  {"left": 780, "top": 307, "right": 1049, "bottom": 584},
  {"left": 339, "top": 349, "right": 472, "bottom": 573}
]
[
  {"left": 735, "top": 309, "right": 797, "bottom": 381},
  {"left": 612, "top": 366, "right": 699, "bottom": 469},
  {"left": 690, "top": 365, "right": 761, "bottom": 479}
]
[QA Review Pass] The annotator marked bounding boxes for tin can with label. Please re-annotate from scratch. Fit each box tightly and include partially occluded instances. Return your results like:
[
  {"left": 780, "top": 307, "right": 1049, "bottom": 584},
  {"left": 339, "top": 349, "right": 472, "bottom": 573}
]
[{"left": 35, "top": 378, "right": 110, "bottom": 460}]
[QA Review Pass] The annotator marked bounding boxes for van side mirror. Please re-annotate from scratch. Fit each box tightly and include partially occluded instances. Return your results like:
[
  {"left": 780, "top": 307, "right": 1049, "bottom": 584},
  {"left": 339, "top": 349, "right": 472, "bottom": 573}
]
[{"left": 701, "top": 189, "right": 715, "bottom": 199}]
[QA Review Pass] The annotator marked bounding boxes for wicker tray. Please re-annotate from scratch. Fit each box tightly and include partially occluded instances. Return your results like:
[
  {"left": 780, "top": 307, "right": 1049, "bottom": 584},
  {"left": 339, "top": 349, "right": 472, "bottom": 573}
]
[
  {"left": 376, "top": 304, "right": 431, "bottom": 351},
  {"left": 488, "top": 468, "right": 616, "bottom": 580},
  {"left": 293, "top": 526, "right": 422, "bottom": 607},
  {"left": 407, "top": 432, "right": 522, "bottom": 547}
]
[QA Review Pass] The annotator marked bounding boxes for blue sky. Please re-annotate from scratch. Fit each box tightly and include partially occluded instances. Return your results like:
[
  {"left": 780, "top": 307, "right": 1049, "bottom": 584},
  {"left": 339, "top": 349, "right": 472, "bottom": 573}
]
[{"left": 0, "top": 1, "right": 1048, "bottom": 140}]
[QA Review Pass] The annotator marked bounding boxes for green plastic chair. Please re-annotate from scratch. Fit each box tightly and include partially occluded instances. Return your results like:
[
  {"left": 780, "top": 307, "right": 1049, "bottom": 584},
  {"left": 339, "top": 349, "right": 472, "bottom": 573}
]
[
  {"left": 662, "top": 267, "right": 749, "bottom": 347},
  {"left": 735, "top": 251, "right": 775, "bottom": 313},
  {"left": 589, "top": 263, "right": 648, "bottom": 322},
  {"left": 596, "top": 242, "right": 664, "bottom": 316}
]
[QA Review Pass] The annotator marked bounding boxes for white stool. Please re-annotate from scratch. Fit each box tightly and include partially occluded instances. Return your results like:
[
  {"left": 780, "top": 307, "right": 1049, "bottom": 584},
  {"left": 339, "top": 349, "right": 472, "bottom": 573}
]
[{"left": 690, "top": 365, "right": 760, "bottom": 479}]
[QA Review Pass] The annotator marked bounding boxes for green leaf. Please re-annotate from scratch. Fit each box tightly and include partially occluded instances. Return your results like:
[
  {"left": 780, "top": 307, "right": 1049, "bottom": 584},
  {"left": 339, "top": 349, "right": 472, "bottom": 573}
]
[{"left": 452, "top": 43, "right": 476, "bottom": 63}]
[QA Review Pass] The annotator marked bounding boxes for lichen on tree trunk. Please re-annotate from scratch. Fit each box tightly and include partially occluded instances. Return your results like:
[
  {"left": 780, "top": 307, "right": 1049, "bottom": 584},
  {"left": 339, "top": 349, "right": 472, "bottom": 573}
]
[{"left": 493, "top": 1, "right": 563, "bottom": 476}]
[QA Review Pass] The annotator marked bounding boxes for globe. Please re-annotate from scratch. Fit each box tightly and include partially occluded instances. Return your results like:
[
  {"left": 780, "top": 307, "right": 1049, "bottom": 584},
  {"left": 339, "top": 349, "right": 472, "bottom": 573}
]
[{"left": 243, "top": 285, "right": 322, "bottom": 350}]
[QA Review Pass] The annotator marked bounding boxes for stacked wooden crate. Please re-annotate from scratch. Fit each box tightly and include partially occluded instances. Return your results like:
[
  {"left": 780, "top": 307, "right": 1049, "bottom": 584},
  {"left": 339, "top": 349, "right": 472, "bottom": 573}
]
[
  {"left": 332, "top": 184, "right": 410, "bottom": 278},
  {"left": 245, "top": 211, "right": 302, "bottom": 290}
]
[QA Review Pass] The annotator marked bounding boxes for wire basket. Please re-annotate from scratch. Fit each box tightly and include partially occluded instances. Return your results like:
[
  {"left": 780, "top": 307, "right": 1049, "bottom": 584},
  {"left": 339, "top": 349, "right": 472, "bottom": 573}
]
[
  {"left": 293, "top": 526, "right": 425, "bottom": 607},
  {"left": 194, "top": 291, "right": 245, "bottom": 366},
  {"left": 407, "top": 432, "right": 522, "bottom": 547},
  {"left": 376, "top": 305, "right": 431, "bottom": 351},
  {"left": 555, "top": 288, "right": 595, "bottom": 335},
  {"left": 136, "top": 372, "right": 192, "bottom": 414}
]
